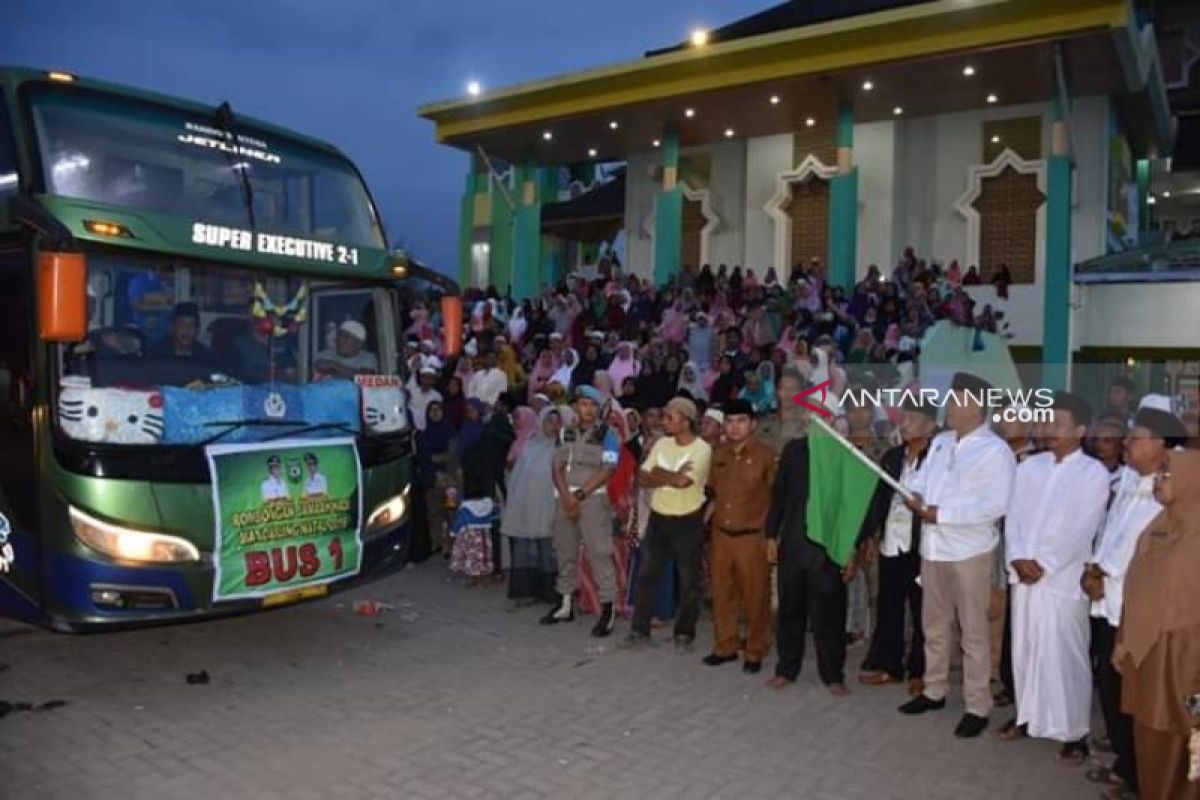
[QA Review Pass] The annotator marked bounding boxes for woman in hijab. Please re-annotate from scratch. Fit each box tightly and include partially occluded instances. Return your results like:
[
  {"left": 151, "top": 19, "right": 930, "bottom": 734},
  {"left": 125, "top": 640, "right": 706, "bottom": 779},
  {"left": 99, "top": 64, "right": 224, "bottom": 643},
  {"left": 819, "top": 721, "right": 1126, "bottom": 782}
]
[
  {"left": 506, "top": 406, "right": 539, "bottom": 471},
  {"left": 497, "top": 343, "right": 526, "bottom": 395},
  {"left": 677, "top": 361, "right": 708, "bottom": 402},
  {"left": 573, "top": 342, "right": 603, "bottom": 389},
  {"left": 619, "top": 376, "right": 640, "bottom": 409},
  {"left": 550, "top": 348, "right": 579, "bottom": 393},
  {"left": 455, "top": 399, "right": 487, "bottom": 466},
  {"left": 527, "top": 349, "right": 556, "bottom": 404},
  {"left": 659, "top": 300, "right": 689, "bottom": 345},
  {"left": 709, "top": 354, "right": 741, "bottom": 406},
  {"left": 1113, "top": 449, "right": 1200, "bottom": 800},
  {"left": 500, "top": 406, "right": 563, "bottom": 604},
  {"left": 636, "top": 357, "right": 675, "bottom": 411},
  {"left": 592, "top": 371, "right": 615, "bottom": 402},
  {"left": 442, "top": 375, "right": 468, "bottom": 431},
  {"left": 416, "top": 400, "right": 456, "bottom": 554},
  {"left": 607, "top": 341, "right": 641, "bottom": 389}
]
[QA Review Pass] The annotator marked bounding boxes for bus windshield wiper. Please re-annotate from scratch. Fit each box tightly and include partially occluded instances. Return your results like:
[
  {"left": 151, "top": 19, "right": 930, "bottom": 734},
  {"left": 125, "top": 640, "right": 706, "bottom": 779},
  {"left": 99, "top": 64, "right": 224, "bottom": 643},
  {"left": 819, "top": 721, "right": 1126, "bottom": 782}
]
[
  {"left": 198, "top": 418, "right": 307, "bottom": 447},
  {"left": 214, "top": 101, "right": 256, "bottom": 231},
  {"left": 260, "top": 422, "right": 359, "bottom": 443}
]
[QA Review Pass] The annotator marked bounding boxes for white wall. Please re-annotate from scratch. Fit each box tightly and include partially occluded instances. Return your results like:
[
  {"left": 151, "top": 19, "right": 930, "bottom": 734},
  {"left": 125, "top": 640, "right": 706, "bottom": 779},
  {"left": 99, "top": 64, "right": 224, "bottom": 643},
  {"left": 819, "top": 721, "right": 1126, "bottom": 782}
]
[
  {"left": 700, "top": 139, "right": 747, "bottom": 268},
  {"left": 855, "top": 120, "right": 899, "bottom": 279},
  {"left": 744, "top": 134, "right": 794, "bottom": 273},
  {"left": 623, "top": 151, "right": 657, "bottom": 280},
  {"left": 1076, "top": 282, "right": 1200, "bottom": 348}
]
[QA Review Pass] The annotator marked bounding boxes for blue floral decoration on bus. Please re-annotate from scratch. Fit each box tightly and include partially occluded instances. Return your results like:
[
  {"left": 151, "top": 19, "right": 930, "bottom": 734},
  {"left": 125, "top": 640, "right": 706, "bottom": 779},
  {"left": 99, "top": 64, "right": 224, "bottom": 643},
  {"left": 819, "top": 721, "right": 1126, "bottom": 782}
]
[{"left": 0, "top": 513, "right": 14, "bottom": 574}]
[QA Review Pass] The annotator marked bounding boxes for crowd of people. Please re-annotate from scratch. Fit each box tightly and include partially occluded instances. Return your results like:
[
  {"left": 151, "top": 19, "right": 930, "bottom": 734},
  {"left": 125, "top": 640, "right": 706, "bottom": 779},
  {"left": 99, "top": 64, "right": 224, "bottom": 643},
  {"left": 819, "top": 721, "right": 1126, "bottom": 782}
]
[{"left": 403, "top": 251, "right": 1198, "bottom": 800}]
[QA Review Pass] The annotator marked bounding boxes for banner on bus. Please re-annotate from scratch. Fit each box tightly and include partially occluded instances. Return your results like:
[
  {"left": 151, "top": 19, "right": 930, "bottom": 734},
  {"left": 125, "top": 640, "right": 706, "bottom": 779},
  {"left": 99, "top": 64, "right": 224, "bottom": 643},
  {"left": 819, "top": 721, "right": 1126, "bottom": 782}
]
[{"left": 206, "top": 437, "right": 362, "bottom": 602}]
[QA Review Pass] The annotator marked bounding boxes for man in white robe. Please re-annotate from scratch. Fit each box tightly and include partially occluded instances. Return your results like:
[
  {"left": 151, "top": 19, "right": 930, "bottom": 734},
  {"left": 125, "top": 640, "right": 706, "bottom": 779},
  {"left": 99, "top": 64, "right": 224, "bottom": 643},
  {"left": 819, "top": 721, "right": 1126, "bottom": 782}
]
[{"left": 1003, "top": 392, "right": 1109, "bottom": 760}]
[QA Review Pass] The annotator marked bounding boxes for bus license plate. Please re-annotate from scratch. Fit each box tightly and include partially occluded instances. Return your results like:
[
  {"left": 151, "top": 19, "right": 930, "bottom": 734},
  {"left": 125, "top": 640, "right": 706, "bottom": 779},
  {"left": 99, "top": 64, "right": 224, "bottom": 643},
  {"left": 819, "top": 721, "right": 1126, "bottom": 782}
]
[{"left": 262, "top": 584, "right": 328, "bottom": 608}]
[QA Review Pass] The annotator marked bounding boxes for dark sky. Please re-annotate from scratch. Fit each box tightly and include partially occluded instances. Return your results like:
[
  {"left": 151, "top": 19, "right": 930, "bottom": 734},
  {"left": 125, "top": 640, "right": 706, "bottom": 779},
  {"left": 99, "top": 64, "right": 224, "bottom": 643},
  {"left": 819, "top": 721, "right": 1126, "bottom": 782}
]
[{"left": 6, "top": 0, "right": 766, "bottom": 274}]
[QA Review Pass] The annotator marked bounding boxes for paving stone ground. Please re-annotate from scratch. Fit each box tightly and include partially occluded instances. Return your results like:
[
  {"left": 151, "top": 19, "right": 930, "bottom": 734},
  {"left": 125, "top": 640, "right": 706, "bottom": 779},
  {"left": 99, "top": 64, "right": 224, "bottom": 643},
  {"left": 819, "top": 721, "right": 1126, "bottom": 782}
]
[{"left": 0, "top": 563, "right": 1100, "bottom": 799}]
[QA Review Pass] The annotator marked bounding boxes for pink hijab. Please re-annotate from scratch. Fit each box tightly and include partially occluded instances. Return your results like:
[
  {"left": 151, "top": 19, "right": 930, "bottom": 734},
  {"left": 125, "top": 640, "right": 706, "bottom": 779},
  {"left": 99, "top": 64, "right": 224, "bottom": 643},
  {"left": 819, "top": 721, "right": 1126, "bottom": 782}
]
[{"left": 507, "top": 407, "right": 539, "bottom": 469}]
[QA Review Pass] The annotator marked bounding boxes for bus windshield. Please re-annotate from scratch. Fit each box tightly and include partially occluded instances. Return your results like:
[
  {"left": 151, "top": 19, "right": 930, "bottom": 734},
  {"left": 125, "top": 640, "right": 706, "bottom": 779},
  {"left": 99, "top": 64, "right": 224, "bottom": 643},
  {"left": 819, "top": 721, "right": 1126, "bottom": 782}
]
[
  {"left": 28, "top": 86, "right": 385, "bottom": 249},
  {"left": 57, "top": 251, "right": 406, "bottom": 447}
]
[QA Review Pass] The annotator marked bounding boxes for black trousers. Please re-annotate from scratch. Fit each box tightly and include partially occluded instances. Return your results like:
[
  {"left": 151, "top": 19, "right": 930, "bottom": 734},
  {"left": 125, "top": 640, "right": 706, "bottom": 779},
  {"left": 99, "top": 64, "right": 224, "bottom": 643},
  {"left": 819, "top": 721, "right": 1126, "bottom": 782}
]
[
  {"left": 1094, "top": 620, "right": 1138, "bottom": 791},
  {"left": 632, "top": 511, "right": 704, "bottom": 639},
  {"left": 1000, "top": 584, "right": 1015, "bottom": 700},
  {"left": 775, "top": 557, "right": 848, "bottom": 685},
  {"left": 865, "top": 550, "right": 925, "bottom": 680}
]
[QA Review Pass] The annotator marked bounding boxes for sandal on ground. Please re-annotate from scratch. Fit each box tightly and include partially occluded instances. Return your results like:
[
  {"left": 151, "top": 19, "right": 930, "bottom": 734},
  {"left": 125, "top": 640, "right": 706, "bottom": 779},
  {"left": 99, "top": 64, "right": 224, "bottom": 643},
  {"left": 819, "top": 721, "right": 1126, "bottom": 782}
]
[
  {"left": 1083, "top": 766, "right": 1124, "bottom": 788},
  {"left": 1057, "top": 741, "right": 1089, "bottom": 765},
  {"left": 858, "top": 672, "right": 897, "bottom": 686},
  {"left": 995, "top": 718, "right": 1027, "bottom": 741},
  {"left": 1090, "top": 736, "right": 1114, "bottom": 754}
]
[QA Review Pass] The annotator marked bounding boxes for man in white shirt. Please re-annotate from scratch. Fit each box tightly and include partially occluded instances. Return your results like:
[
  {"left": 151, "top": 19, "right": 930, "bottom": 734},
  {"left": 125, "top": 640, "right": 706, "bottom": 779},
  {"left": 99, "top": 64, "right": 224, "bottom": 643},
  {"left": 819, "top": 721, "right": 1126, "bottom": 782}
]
[
  {"left": 1081, "top": 406, "right": 1186, "bottom": 794},
  {"left": 407, "top": 366, "right": 442, "bottom": 432},
  {"left": 466, "top": 349, "right": 508, "bottom": 408},
  {"left": 302, "top": 452, "right": 328, "bottom": 498},
  {"left": 899, "top": 372, "right": 1015, "bottom": 738},
  {"left": 1001, "top": 392, "right": 1110, "bottom": 760},
  {"left": 261, "top": 455, "right": 289, "bottom": 502}
]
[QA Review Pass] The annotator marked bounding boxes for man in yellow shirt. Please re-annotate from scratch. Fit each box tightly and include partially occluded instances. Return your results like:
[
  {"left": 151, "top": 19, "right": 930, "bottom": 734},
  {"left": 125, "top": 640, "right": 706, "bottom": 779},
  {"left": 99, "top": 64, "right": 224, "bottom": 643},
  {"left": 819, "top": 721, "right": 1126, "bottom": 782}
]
[{"left": 624, "top": 397, "right": 712, "bottom": 652}]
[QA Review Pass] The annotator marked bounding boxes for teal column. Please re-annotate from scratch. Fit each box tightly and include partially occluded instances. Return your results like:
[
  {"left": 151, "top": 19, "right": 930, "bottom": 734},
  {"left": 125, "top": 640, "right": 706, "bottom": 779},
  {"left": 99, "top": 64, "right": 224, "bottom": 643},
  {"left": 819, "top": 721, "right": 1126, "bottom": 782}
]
[
  {"left": 1043, "top": 106, "right": 1072, "bottom": 390},
  {"left": 511, "top": 161, "right": 545, "bottom": 300},
  {"left": 489, "top": 176, "right": 515, "bottom": 294},
  {"left": 1135, "top": 158, "right": 1150, "bottom": 238},
  {"left": 457, "top": 168, "right": 476, "bottom": 288},
  {"left": 653, "top": 128, "right": 682, "bottom": 286},
  {"left": 542, "top": 235, "right": 566, "bottom": 285},
  {"left": 827, "top": 104, "right": 858, "bottom": 291}
]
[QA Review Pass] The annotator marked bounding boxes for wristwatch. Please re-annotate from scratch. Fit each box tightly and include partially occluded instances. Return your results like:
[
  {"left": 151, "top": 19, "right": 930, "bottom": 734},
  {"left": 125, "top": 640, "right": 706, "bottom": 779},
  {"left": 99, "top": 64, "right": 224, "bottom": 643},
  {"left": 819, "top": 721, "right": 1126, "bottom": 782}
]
[{"left": 572, "top": 489, "right": 587, "bottom": 501}]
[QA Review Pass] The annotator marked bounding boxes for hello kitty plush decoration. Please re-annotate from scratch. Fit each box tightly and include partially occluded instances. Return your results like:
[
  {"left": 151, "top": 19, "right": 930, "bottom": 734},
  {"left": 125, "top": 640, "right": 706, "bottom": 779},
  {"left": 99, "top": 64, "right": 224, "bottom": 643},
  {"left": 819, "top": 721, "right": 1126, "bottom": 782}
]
[
  {"left": 355, "top": 375, "right": 406, "bottom": 434},
  {"left": 58, "top": 377, "right": 165, "bottom": 444}
]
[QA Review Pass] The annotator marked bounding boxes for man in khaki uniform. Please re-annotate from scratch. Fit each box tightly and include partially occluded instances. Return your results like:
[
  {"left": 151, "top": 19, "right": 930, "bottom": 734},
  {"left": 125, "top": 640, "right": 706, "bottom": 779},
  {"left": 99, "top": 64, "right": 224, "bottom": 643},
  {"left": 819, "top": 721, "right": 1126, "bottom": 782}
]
[
  {"left": 757, "top": 367, "right": 809, "bottom": 452},
  {"left": 542, "top": 385, "right": 622, "bottom": 637},
  {"left": 703, "top": 399, "right": 777, "bottom": 673}
]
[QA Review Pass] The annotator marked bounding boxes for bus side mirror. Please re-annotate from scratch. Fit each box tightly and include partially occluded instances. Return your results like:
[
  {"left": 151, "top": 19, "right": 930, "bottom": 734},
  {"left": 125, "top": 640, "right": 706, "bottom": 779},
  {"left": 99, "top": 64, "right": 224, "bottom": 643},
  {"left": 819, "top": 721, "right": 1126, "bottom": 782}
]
[
  {"left": 440, "top": 295, "right": 463, "bottom": 357},
  {"left": 38, "top": 251, "right": 88, "bottom": 342}
]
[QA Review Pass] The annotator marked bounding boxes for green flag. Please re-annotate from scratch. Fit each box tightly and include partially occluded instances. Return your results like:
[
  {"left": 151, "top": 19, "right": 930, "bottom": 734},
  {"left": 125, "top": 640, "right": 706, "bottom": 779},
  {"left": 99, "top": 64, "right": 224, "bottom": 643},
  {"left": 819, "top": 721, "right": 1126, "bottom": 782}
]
[{"left": 805, "top": 432, "right": 880, "bottom": 567}]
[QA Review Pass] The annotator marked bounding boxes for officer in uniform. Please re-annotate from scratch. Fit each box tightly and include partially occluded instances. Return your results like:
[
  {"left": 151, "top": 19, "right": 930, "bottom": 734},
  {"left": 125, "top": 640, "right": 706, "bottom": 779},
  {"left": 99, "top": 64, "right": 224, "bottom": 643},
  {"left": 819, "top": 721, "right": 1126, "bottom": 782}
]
[{"left": 541, "top": 385, "right": 622, "bottom": 637}]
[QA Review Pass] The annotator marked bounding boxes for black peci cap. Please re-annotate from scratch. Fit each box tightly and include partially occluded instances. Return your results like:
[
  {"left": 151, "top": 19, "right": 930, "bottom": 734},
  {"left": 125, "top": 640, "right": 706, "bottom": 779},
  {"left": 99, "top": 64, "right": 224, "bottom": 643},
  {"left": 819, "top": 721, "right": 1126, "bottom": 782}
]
[
  {"left": 723, "top": 399, "right": 754, "bottom": 418},
  {"left": 1133, "top": 408, "right": 1188, "bottom": 447},
  {"left": 1051, "top": 391, "right": 1093, "bottom": 428}
]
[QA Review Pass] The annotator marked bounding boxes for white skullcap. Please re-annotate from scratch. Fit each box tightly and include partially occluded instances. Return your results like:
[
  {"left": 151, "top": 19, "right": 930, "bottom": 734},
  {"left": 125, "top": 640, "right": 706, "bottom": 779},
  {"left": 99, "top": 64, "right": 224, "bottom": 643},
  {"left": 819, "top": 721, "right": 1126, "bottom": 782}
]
[{"left": 339, "top": 321, "right": 367, "bottom": 341}]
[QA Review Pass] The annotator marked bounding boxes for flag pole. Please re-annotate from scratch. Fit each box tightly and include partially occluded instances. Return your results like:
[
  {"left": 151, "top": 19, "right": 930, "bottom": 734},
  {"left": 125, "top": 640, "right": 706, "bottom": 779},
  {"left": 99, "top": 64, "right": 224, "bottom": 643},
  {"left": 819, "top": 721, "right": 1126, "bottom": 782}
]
[{"left": 808, "top": 414, "right": 915, "bottom": 502}]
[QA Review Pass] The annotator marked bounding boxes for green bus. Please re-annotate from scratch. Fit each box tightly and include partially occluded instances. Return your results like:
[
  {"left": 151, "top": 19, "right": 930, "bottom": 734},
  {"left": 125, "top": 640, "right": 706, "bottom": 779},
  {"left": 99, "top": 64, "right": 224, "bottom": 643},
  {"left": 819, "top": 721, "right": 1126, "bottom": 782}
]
[{"left": 0, "top": 66, "right": 432, "bottom": 630}]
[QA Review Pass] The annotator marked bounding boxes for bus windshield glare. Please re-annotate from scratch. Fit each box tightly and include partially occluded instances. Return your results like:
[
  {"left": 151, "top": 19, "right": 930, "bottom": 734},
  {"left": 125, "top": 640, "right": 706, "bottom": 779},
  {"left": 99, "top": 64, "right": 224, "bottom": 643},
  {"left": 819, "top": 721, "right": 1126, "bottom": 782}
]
[
  {"left": 29, "top": 86, "right": 385, "bottom": 249},
  {"left": 58, "top": 251, "right": 405, "bottom": 447}
]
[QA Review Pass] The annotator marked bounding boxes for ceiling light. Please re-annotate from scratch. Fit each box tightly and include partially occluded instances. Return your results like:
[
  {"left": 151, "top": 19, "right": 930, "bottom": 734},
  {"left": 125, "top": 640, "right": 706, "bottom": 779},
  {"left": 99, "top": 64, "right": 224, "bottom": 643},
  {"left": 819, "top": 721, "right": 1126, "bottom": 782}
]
[
  {"left": 1147, "top": 196, "right": 1157, "bottom": 205},
  {"left": 1162, "top": 190, "right": 1171, "bottom": 198},
  {"left": 862, "top": 80, "right": 874, "bottom": 91},
  {"left": 724, "top": 128, "right": 735, "bottom": 138},
  {"left": 466, "top": 80, "right": 481, "bottom": 97},
  {"left": 542, "top": 131, "right": 553, "bottom": 141},
  {"left": 986, "top": 93, "right": 998, "bottom": 104},
  {"left": 609, "top": 121, "right": 619, "bottom": 130},
  {"left": 805, "top": 117, "right": 816, "bottom": 127},
  {"left": 991, "top": 134, "right": 1001, "bottom": 143},
  {"left": 691, "top": 28, "right": 709, "bottom": 47},
  {"left": 962, "top": 65, "right": 976, "bottom": 77},
  {"left": 652, "top": 139, "right": 661, "bottom": 148},
  {"left": 769, "top": 95, "right": 781, "bottom": 105},
  {"left": 684, "top": 108, "right": 696, "bottom": 118},
  {"left": 893, "top": 106, "right": 903, "bottom": 116},
  {"left": 587, "top": 148, "right": 597, "bottom": 158}
]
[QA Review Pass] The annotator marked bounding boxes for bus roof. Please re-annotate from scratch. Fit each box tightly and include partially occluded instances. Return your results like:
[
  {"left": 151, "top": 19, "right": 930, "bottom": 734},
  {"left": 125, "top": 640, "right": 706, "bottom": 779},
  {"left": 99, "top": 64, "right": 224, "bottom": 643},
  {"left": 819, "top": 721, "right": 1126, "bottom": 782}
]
[{"left": 0, "top": 66, "right": 347, "bottom": 160}]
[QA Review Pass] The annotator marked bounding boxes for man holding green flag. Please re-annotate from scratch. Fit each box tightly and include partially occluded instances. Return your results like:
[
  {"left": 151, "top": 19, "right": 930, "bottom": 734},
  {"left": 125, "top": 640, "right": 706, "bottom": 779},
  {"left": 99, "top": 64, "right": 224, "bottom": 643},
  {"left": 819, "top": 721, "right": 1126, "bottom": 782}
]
[{"left": 764, "top": 387, "right": 881, "bottom": 696}]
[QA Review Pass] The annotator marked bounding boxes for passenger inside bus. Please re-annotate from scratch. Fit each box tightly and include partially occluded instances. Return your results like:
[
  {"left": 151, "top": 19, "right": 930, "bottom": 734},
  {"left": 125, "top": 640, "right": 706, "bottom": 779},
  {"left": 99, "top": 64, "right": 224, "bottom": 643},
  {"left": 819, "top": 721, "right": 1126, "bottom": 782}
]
[
  {"left": 313, "top": 320, "right": 377, "bottom": 379},
  {"left": 149, "top": 303, "right": 216, "bottom": 365},
  {"left": 225, "top": 319, "right": 298, "bottom": 385}
]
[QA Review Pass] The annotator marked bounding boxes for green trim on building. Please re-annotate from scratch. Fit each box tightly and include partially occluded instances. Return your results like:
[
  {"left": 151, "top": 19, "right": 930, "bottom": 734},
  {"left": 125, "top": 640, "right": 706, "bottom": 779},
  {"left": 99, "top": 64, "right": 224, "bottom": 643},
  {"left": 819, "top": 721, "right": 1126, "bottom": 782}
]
[
  {"left": 512, "top": 163, "right": 543, "bottom": 299},
  {"left": 654, "top": 189, "right": 683, "bottom": 286},
  {"left": 489, "top": 182, "right": 515, "bottom": 293},
  {"left": 836, "top": 104, "right": 854, "bottom": 148},
  {"left": 543, "top": 235, "right": 566, "bottom": 285},
  {"left": 1043, "top": 153, "right": 1072, "bottom": 390},
  {"left": 1135, "top": 158, "right": 1150, "bottom": 236},
  {"left": 827, "top": 170, "right": 858, "bottom": 291}
]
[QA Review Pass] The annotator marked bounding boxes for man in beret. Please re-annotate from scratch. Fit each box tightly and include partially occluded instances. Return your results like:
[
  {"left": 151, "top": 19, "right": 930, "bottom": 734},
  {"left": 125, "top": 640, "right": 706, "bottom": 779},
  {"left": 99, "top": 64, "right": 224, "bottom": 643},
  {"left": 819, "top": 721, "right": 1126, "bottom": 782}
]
[
  {"left": 1081, "top": 404, "right": 1187, "bottom": 794},
  {"left": 702, "top": 400, "right": 776, "bottom": 674},
  {"left": 899, "top": 372, "right": 1016, "bottom": 738},
  {"left": 859, "top": 395, "right": 938, "bottom": 695},
  {"left": 543, "top": 385, "right": 622, "bottom": 636},
  {"left": 1000, "top": 392, "right": 1110, "bottom": 761},
  {"left": 626, "top": 396, "right": 713, "bottom": 652}
]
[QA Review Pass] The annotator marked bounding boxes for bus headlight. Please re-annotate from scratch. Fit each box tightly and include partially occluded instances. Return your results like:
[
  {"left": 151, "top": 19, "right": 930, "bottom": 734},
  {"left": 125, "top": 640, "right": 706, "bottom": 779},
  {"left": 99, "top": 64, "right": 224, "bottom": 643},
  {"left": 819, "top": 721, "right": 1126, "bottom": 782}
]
[
  {"left": 69, "top": 506, "right": 201, "bottom": 564},
  {"left": 365, "top": 486, "right": 410, "bottom": 537}
]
